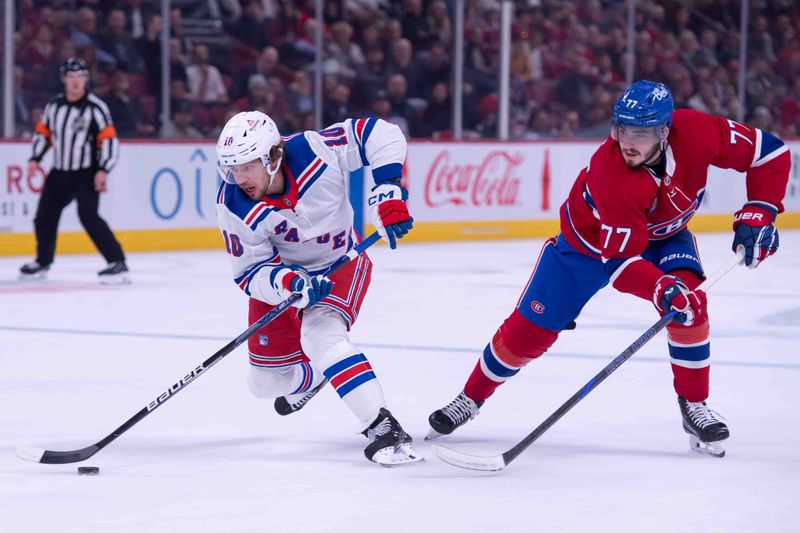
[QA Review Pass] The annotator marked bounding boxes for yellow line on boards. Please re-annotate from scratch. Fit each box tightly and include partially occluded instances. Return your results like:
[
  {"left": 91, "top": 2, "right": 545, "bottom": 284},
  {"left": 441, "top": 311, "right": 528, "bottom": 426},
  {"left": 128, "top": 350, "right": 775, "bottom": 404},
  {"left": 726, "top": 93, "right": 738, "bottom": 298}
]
[{"left": 1, "top": 213, "right": 799, "bottom": 255}]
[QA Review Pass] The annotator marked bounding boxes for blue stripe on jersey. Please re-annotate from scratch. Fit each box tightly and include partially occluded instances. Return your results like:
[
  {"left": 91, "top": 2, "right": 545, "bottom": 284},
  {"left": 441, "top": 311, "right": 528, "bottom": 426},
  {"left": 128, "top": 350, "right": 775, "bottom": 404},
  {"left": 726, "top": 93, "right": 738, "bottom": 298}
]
[
  {"left": 235, "top": 252, "right": 280, "bottom": 286},
  {"left": 482, "top": 345, "right": 520, "bottom": 378},
  {"left": 758, "top": 130, "right": 785, "bottom": 162},
  {"left": 583, "top": 185, "right": 598, "bottom": 211},
  {"left": 361, "top": 117, "right": 378, "bottom": 146},
  {"left": 215, "top": 180, "right": 225, "bottom": 204},
  {"left": 351, "top": 119, "right": 369, "bottom": 167},
  {"left": 372, "top": 163, "right": 403, "bottom": 183},
  {"left": 223, "top": 182, "right": 261, "bottom": 221},
  {"left": 284, "top": 133, "right": 317, "bottom": 183},
  {"left": 298, "top": 162, "right": 328, "bottom": 198},
  {"left": 564, "top": 203, "right": 601, "bottom": 258},
  {"left": 241, "top": 262, "right": 280, "bottom": 296},
  {"left": 290, "top": 364, "right": 310, "bottom": 395},
  {"left": 668, "top": 342, "right": 710, "bottom": 362},
  {"left": 249, "top": 205, "right": 273, "bottom": 230},
  {"left": 354, "top": 117, "right": 378, "bottom": 167}
]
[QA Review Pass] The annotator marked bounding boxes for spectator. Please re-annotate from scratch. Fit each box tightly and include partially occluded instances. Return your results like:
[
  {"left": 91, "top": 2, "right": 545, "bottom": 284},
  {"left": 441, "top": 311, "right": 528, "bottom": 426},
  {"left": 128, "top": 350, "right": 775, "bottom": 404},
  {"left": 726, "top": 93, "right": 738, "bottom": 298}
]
[
  {"left": 236, "top": 0, "right": 269, "bottom": 52},
  {"left": 427, "top": 0, "right": 452, "bottom": 48},
  {"left": 286, "top": 70, "right": 314, "bottom": 117},
  {"left": 326, "top": 21, "right": 365, "bottom": 81},
  {"left": 412, "top": 42, "right": 450, "bottom": 98},
  {"left": 234, "top": 74, "right": 271, "bottom": 112},
  {"left": 418, "top": 82, "right": 451, "bottom": 138},
  {"left": 103, "top": 70, "right": 156, "bottom": 138},
  {"left": 70, "top": 7, "right": 116, "bottom": 69},
  {"left": 401, "top": 0, "right": 434, "bottom": 50},
  {"left": 135, "top": 13, "right": 163, "bottom": 94},
  {"left": 323, "top": 83, "right": 355, "bottom": 125},
  {"left": 235, "top": 46, "right": 295, "bottom": 97},
  {"left": 185, "top": 44, "right": 229, "bottom": 104},
  {"left": 160, "top": 100, "right": 204, "bottom": 139},
  {"left": 21, "top": 24, "right": 56, "bottom": 68},
  {"left": 13, "top": 67, "right": 33, "bottom": 138},
  {"left": 354, "top": 47, "right": 387, "bottom": 108},
  {"left": 99, "top": 8, "right": 145, "bottom": 72}
]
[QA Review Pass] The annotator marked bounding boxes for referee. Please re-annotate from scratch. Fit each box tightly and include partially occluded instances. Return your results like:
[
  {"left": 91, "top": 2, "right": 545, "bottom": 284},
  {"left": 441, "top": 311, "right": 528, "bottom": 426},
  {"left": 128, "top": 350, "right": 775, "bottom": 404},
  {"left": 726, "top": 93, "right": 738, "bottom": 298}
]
[{"left": 20, "top": 58, "right": 130, "bottom": 284}]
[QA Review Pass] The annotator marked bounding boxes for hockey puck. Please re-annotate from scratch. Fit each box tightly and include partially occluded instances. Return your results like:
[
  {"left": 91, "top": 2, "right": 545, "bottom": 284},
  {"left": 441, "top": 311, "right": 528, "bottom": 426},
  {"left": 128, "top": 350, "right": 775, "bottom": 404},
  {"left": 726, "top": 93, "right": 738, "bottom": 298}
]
[{"left": 77, "top": 466, "right": 100, "bottom": 476}]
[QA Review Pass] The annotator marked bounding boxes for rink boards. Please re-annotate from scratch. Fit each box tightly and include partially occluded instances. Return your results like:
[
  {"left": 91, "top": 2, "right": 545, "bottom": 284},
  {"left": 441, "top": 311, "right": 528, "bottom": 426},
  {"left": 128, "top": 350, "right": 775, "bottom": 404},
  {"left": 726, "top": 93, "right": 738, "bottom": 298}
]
[{"left": 1, "top": 139, "right": 798, "bottom": 255}]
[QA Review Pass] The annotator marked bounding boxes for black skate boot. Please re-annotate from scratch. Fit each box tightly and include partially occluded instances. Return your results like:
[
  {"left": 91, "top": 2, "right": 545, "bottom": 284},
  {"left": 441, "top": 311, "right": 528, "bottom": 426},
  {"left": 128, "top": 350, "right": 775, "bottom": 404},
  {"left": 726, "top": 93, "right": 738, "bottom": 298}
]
[
  {"left": 274, "top": 378, "right": 329, "bottom": 416},
  {"left": 678, "top": 397, "right": 729, "bottom": 458},
  {"left": 426, "top": 391, "right": 483, "bottom": 440},
  {"left": 98, "top": 261, "right": 131, "bottom": 285},
  {"left": 19, "top": 261, "right": 50, "bottom": 280},
  {"left": 362, "top": 408, "right": 423, "bottom": 467}
]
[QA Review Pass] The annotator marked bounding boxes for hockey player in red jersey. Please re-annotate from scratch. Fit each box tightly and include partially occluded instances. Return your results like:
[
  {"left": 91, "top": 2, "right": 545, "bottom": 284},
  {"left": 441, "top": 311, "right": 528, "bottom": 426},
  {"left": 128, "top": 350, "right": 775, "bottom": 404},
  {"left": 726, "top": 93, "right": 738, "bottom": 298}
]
[{"left": 428, "top": 80, "right": 790, "bottom": 457}]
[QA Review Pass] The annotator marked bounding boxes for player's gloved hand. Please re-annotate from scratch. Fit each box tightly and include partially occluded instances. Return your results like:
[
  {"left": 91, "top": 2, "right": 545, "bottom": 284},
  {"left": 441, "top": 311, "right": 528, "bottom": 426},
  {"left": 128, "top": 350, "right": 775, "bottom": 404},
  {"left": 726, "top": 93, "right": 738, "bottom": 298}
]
[
  {"left": 278, "top": 267, "right": 334, "bottom": 309},
  {"left": 732, "top": 202, "right": 779, "bottom": 269},
  {"left": 368, "top": 182, "right": 413, "bottom": 249},
  {"left": 653, "top": 275, "right": 707, "bottom": 326}
]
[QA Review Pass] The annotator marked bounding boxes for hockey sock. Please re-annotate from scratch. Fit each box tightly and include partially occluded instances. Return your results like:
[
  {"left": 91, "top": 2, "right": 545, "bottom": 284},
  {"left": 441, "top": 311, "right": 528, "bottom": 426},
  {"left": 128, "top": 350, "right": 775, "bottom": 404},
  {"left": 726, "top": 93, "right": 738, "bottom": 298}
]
[
  {"left": 321, "top": 343, "right": 387, "bottom": 427},
  {"left": 668, "top": 321, "right": 710, "bottom": 402},
  {"left": 464, "top": 310, "right": 558, "bottom": 404},
  {"left": 667, "top": 269, "right": 711, "bottom": 402},
  {"left": 247, "top": 361, "right": 323, "bottom": 399},
  {"left": 301, "top": 307, "right": 386, "bottom": 427}
]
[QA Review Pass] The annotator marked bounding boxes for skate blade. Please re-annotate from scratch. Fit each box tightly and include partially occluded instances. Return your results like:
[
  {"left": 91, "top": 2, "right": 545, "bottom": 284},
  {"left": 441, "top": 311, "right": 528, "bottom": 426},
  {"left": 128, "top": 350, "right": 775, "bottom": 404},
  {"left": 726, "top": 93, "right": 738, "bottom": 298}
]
[
  {"left": 373, "top": 443, "right": 424, "bottom": 467},
  {"left": 99, "top": 273, "right": 131, "bottom": 285},
  {"left": 18, "top": 272, "right": 48, "bottom": 282},
  {"left": 425, "top": 427, "right": 446, "bottom": 441},
  {"left": 689, "top": 435, "right": 726, "bottom": 458}
]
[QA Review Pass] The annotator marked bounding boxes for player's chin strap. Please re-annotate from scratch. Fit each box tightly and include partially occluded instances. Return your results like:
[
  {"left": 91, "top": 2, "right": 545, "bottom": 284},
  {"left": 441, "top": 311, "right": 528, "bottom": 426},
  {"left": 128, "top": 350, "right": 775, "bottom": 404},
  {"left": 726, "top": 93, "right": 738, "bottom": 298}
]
[
  {"left": 431, "top": 247, "right": 746, "bottom": 472},
  {"left": 265, "top": 148, "right": 284, "bottom": 189}
]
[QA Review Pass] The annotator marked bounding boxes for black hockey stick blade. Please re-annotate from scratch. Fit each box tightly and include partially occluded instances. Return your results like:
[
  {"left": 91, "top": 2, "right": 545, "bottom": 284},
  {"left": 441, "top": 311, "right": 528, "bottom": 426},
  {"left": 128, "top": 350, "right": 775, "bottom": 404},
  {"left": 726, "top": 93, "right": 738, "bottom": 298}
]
[
  {"left": 431, "top": 250, "right": 744, "bottom": 471},
  {"left": 17, "top": 232, "right": 382, "bottom": 465},
  {"left": 16, "top": 444, "right": 100, "bottom": 464}
]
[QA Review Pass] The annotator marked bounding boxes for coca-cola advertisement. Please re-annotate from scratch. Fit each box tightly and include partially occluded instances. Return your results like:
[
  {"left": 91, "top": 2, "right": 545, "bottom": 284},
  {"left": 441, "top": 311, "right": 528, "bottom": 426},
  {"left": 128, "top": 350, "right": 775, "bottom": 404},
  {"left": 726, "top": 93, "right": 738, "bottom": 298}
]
[{"left": 405, "top": 143, "right": 557, "bottom": 222}]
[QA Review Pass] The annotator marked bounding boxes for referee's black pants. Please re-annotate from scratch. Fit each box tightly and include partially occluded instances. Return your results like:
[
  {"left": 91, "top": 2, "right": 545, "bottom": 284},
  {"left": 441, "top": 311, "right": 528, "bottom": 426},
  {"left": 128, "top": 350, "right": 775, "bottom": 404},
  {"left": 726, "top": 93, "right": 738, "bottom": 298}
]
[{"left": 33, "top": 168, "right": 125, "bottom": 266}]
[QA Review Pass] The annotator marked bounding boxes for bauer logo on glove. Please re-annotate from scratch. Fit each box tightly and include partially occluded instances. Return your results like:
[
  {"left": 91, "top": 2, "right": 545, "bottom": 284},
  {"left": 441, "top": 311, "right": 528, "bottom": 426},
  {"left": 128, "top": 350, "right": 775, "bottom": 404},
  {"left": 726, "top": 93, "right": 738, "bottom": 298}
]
[{"left": 732, "top": 202, "right": 779, "bottom": 269}]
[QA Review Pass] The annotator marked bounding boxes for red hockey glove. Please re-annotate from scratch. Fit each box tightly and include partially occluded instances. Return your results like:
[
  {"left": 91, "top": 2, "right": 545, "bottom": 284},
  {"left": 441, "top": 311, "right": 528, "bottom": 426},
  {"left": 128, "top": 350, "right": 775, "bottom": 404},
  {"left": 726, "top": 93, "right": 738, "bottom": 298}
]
[
  {"left": 653, "top": 275, "right": 707, "bottom": 327},
  {"left": 368, "top": 182, "right": 413, "bottom": 249}
]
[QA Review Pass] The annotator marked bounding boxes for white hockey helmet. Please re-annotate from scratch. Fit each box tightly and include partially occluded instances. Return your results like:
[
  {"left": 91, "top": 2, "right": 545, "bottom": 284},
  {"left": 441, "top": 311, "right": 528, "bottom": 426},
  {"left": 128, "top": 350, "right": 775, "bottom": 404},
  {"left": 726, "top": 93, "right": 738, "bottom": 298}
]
[{"left": 216, "top": 111, "right": 283, "bottom": 184}]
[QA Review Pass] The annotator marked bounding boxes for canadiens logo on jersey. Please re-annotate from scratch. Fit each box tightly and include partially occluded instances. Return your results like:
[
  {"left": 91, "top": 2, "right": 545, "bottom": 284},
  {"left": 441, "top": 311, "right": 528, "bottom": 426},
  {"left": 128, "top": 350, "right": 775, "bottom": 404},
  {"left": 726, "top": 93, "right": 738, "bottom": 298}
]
[{"left": 531, "top": 301, "right": 545, "bottom": 314}]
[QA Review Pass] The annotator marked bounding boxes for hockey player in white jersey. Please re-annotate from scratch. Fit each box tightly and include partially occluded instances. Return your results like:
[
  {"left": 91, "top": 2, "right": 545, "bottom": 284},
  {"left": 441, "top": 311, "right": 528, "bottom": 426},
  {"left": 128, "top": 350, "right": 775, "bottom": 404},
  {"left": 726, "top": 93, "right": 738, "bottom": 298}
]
[{"left": 215, "top": 111, "right": 420, "bottom": 466}]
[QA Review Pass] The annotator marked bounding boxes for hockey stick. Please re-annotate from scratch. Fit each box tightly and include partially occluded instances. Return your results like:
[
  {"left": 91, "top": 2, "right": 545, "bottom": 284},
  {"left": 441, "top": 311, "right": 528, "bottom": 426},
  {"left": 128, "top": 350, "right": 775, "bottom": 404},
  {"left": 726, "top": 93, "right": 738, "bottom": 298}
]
[
  {"left": 17, "top": 231, "right": 382, "bottom": 465},
  {"left": 432, "top": 248, "right": 746, "bottom": 471}
]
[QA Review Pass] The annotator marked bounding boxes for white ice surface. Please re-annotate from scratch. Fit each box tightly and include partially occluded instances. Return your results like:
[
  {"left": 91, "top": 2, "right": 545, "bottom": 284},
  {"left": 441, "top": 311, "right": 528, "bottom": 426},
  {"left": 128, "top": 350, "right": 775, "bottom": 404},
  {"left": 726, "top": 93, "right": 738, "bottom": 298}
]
[{"left": 1, "top": 232, "right": 799, "bottom": 533}]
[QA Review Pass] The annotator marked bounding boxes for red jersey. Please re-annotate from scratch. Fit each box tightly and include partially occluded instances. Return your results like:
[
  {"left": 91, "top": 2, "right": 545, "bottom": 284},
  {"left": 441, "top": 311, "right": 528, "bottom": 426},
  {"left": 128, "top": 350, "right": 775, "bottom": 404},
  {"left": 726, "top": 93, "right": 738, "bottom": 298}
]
[{"left": 559, "top": 109, "right": 790, "bottom": 300}]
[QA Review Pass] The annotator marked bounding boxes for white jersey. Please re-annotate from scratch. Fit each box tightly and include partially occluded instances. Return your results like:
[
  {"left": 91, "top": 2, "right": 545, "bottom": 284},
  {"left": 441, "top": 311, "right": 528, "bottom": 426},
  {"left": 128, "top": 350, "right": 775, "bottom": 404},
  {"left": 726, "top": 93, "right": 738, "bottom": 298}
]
[{"left": 215, "top": 117, "right": 406, "bottom": 304}]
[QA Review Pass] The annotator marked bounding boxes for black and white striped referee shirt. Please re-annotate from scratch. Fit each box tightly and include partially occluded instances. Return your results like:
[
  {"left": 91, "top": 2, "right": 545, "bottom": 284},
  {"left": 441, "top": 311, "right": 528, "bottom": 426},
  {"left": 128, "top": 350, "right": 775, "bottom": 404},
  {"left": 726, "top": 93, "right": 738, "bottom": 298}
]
[{"left": 30, "top": 92, "right": 119, "bottom": 173}]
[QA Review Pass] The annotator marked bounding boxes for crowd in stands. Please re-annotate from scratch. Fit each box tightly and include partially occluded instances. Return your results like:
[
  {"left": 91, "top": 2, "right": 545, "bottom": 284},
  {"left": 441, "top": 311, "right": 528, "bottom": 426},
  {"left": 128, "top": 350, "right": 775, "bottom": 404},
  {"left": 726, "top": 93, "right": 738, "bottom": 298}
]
[{"left": 9, "top": 0, "right": 800, "bottom": 141}]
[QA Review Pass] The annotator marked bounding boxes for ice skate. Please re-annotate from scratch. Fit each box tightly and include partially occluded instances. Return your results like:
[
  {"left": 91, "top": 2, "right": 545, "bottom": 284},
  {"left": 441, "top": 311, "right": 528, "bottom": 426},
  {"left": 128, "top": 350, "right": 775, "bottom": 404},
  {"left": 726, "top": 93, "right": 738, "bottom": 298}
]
[
  {"left": 426, "top": 391, "right": 482, "bottom": 440},
  {"left": 98, "top": 261, "right": 131, "bottom": 285},
  {"left": 678, "top": 397, "right": 729, "bottom": 458},
  {"left": 274, "top": 378, "right": 328, "bottom": 416},
  {"left": 18, "top": 261, "right": 50, "bottom": 281},
  {"left": 363, "top": 408, "right": 423, "bottom": 467}
]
